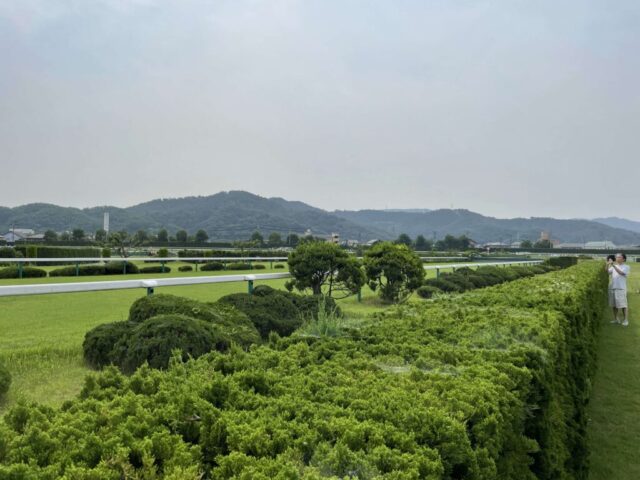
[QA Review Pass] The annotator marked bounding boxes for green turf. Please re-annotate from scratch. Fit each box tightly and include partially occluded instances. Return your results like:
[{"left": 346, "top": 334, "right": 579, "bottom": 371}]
[{"left": 587, "top": 270, "right": 640, "bottom": 480}]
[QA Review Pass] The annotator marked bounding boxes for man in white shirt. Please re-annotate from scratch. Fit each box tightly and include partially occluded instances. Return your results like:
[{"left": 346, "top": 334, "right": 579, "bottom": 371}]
[{"left": 607, "top": 253, "right": 630, "bottom": 326}]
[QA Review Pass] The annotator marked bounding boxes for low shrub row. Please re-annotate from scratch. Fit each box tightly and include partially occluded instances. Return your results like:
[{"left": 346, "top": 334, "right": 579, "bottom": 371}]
[
  {"left": 0, "top": 266, "right": 47, "bottom": 279},
  {"left": 0, "top": 262, "right": 606, "bottom": 478},
  {"left": 201, "top": 261, "right": 266, "bottom": 271},
  {"left": 417, "top": 264, "right": 557, "bottom": 298},
  {"left": 49, "top": 261, "right": 140, "bottom": 277}
]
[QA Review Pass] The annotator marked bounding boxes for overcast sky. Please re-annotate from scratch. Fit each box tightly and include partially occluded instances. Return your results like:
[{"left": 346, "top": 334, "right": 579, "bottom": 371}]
[{"left": 1, "top": 0, "right": 638, "bottom": 219}]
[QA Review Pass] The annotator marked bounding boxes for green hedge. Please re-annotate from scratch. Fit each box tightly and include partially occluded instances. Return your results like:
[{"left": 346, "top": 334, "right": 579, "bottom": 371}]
[
  {"left": 0, "top": 361, "right": 11, "bottom": 399},
  {"left": 49, "top": 264, "right": 106, "bottom": 277},
  {"left": 139, "top": 266, "right": 172, "bottom": 274},
  {"left": 200, "top": 261, "right": 225, "bottom": 271},
  {"left": 0, "top": 263, "right": 607, "bottom": 478},
  {"left": 14, "top": 246, "right": 101, "bottom": 265},
  {"left": 546, "top": 256, "right": 579, "bottom": 268},
  {"left": 0, "top": 266, "right": 47, "bottom": 279}
]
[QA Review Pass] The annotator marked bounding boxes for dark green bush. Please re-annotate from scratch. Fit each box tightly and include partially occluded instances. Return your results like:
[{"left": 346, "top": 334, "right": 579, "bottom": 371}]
[
  {"left": 547, "top": 256, "right": 579, "bottom": 269},
  {"left": 0, "top": 362, "right": 11, "bottom": 399},
  {"left": 83, "top": 321, "right": 134, "bottom": 368},
  {"left": 49, "top": 264, "right": 106, "bottom": 277},
  {"left": 128, "top": 294, "right": 259, "bottom": 346},
  {"left": 416, "top": 285, "right": 441, "bottom": 299},
  {"left": 274, "top": 263, "right": 286, "bottom": 269},
  {"left": 440, "top": 273, "right": 475, "bottom": 291},
  {"left": 225, "top": 262, "right": 252, "bottom": 271},
  {"left": 119, "top": 315, "right": 232, "bottom": 373},
  {"left": 139, "top": 266, "right": 172, "bottom": 274},
  {"left": 252, "top": 284, "right": 341, "bottom": 319},
  {"left": 252, "top": 264, "right": 266, "bottom": 270},
  {"left": 0, "top": 266, "right": 47, "bottom": 279},
  {"left": 178, "top": 265, "right": 193, "bottom": 272},
  {"left": 0, "top": 247, "right": 16, "bottom": 258},
  {"left": 423, "top": 277, "right": 463, "bottom": 292},
  {"left": 217, "top": 293, "right": 302, "bottom": 337},
  {"left": 200, "top": 261, "right": 224, "bottom": 271},
  {"left": 104, "top": 261, "right": 139, "bottom": 274}
]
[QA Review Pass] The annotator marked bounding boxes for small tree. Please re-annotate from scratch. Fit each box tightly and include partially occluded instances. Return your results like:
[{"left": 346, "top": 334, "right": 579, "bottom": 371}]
[
  {"left": 534, "top": 239, "right": 552, "bottom": 249},
  {"left": 108, "top": 231, "right": 142, "bottom": 258},
  {"left": 250, "top": 231, "right": 264, "bottom": 246},
  {"left": 72, "top": 228, "right": 85, "bottom": 241},
  {"left": 520, "top": 240, "right": 533, "bottom": 249},
  {"left": 43, "top": 230, "right": 58, "bottom": 242},
  {"left": 195, "top": 229, "right": 209, "bottom": 243},
  {"left": 133, "top": 230, "right": 149, "bottom": 244},
  {"left": 363, "top": 242, "right": 425, "bottom": 303},
  {"left": 176, "top": 230, "right": 188, "bottom": 243},
  {"left": 157, "top": 229, "right": 169, "bottom": 243},
  {"left": 395, "top": 233, "right": 413, "bottom": 247},
  {"left": 286, "top": 241, "right": 365, "bottom": 298},
  {"left": 268, "top": 232, "right": 282, "bottom": 248},
  {"left": 286, "top": 234, "right": 300, "bottom": 247},
  {"left": 94, "top": 229, "right": 107, "bottom": 243},
  {"left": 414, "top": 234, "right": 432, "bottom": 251}
]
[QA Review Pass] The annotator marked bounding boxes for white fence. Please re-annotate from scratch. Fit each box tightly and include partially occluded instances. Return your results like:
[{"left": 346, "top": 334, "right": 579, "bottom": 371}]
[
  {"left": 0, "top": 257, "right": 288, "bottom": 263},
  {"left": 0, "top": 260, "right": 543, "bottom": 298}
]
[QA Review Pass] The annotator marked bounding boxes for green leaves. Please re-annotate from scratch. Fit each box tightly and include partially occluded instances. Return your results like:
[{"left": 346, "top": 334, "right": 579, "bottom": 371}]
[{"left": 364, "top": 242, "right": 425, "bottom": 303}]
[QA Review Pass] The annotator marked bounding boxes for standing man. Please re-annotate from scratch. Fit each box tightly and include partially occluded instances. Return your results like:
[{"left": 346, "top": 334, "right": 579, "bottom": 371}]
[{"left": 607, "top": 253, "right": 630, "bottom": 326}]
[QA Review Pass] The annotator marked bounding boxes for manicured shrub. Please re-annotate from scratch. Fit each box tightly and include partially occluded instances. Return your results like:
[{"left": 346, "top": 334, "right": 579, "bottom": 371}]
[
  {"left": 104, "top": 261, "right": 139, "bottom": 274},
  {"left": 440, "top": 273, "right": 475, "bottom": 291},
  {"left": 274, "top": 263, "right": 285, "bottom": 269},
  {"left": 101, "top": 247, "right": 111, "bottom": 258},
  {"left": 139, "top": 266, "right": 172, "bottom": 274},
  {"left": 252, "top": 264, "right": 266, "bottom": 270},
  {"left": 49, "top": 264, "right": 106, "bottom": 277},
  {"left": 547, "top": 256, "right": 579, "bottom": 269},
  {"left": 0, "top": 362, "right": 11, "bottom": 399},
  {"left": 364, "top": 242, "right": 424, "bottom": 303},
  {"left": 0, "top": 266, "right": 47, "bottom": 279},
  {"left": 128, "top": 294, "right": 259, "bottom": 346},
  {"left": 416, "top": 285, "right": 441, "bottom": 299},
  {"left": 83, "top": 321, "right": 134, "bottom": 368},
  {"left": 178, "top": 265, "right": 193, "bottom": 272},
  {"left": 423, "top": 277, "right": 463, "bottom": 292},
  {"left": 119, "top": 315, "right": 232, "bottom": 373},
  {"left": 217, "top": 293, "right": 302, "bottom": 338},
  {"left": 224, "top": 262, "right": 252, "bottom": 271},
  {"left": 253, "top": 285, "right": 341, "bottom": 320},
  {"left": 200, "top": 261, "right": 224, "bottom": 271}
]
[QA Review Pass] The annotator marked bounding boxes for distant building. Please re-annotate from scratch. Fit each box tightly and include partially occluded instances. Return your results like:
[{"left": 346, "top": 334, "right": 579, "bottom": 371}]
[
  {"left": 1, "top": 229, "right": 45, "bottom": 244},
  {"left": 540, "top": 231, "right": 550, "bottom": 241},
  {"left": 329, "top": 233, "right": 340, "bottom": 244},
  {"left": 556, "top": 243, "right": 585, "bottom": 249},
  {"left": 584, "top": 241, "right": 616, "bottom": 249},
  {"left": 366, "top": 239, "right": 382, "bottom": 246}
]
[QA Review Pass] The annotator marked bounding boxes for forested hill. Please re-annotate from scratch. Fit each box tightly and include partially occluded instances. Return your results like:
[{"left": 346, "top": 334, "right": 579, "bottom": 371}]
[{"left": 1, "top": 191, "right": 639, "bottom": 244}]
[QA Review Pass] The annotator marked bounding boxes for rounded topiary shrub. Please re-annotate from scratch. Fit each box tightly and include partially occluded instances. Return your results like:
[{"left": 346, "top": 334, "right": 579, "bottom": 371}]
[
  {"left": 224, "top": 262, "right": 252, "bottom": 271},
  {"left": 139, "top": 266, "right": 172, "bottom": 274},
  {"left": 178, "top": 265, "right": 193, "bottom": 272},
  {"left": 104, "top": 261, "right": 139, "bottom": 275},
  {"left": 83, "top": 321, "right": 134, "bottom": 369},
  {"left": 200, "top": 262, "right": 224, "bottom": 271},
  {"left": 129, "top": 294, "right": 260, "bottom": 346},
  {"left": 274, "top": 264, "right": 286, "bottom": 269},
  {"left": 217, "top": 293, "right": 302, "bottom": 338},
  {"left": 416, "top": 285, "right": 441, "bottom": 299},
  {"left": 0, "top": 266, "right": 47, "bottom": 279},
  {"left": 440, "top": 274, "right": 475, "bottom": 291},
  {"left": 50, "top": 264, "right": 106, "bottom": 277},
  {"left": 0, "top": 247, "right": 16, "bottom": 258},
  {"left": 120, "top": 315, "right": 231, "bottom": 373},
  {"left": 424, "top": 278, "right": 463, "bottom": 293},
  {"left": 0, "top": 361, "right": 11, "bottom": 399}
]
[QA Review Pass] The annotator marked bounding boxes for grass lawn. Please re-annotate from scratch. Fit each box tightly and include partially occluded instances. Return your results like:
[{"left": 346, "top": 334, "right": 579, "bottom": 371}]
[
  {"left": 587, "top": 269, "right": 640, "bottom": 480},
  {"left": 0, "top": 262, "right": 393, "bottom": 412}
]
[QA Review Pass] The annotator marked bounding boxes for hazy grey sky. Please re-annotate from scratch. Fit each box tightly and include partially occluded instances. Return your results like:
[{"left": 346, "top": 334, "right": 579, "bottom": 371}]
[{"left": 1, "top": 0, "right": 638, "bottom": 219}]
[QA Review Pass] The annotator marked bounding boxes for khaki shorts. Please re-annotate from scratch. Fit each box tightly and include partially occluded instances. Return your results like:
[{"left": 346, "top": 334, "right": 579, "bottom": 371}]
[{"left": 609, "top": 289, "right": 628, "bottom": 309}]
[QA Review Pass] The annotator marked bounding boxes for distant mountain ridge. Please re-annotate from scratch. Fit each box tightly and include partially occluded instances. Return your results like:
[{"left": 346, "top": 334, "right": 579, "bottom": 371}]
[
  {"left": 592, "top": 217, "right": 640, "bottom": 234},
  {"left": 1, "top": 191, "right": 639, "bottom": 245}
]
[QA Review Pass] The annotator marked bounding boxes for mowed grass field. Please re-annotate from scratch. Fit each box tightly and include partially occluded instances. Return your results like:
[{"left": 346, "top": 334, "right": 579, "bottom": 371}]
[
  {"left": 588, "top": 268, "right": 640, "bottom": 480},
  {"left": 1, "top": 260, "right": 424, "bottom": 412}
]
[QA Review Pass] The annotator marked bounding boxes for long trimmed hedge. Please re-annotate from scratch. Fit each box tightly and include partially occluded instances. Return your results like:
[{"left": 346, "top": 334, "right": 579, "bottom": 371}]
[{"left": 0, "top": 262, "right": 607, "bottom": 478}]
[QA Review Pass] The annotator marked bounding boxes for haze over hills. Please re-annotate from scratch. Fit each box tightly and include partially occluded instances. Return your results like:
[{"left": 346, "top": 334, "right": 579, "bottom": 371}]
[
  {"left": 1, "top": 191, "right": 640, "bottom": 245},
  {"left": 591, "top": 217, "right": 640, "bottom": 234}
]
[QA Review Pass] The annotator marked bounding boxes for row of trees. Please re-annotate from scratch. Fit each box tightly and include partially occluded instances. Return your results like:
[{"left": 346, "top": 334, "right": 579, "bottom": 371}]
[
  {"left": 42, "top": 228, "right": 211, "bottom": 244},
  {"left": 287, "top": 241, "right": 424, "bottom": 304},
  {"left": 394, "top": 233, "right": 474, "bottom": 251}
]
